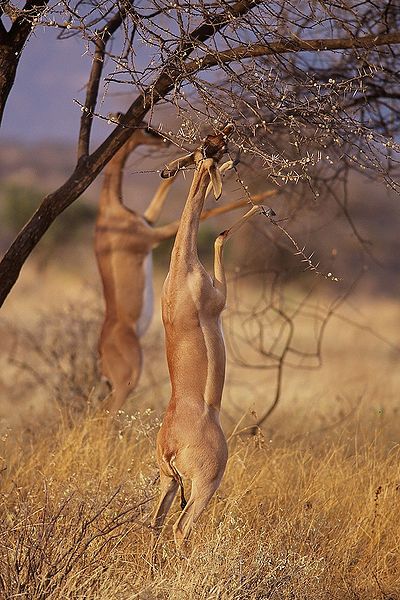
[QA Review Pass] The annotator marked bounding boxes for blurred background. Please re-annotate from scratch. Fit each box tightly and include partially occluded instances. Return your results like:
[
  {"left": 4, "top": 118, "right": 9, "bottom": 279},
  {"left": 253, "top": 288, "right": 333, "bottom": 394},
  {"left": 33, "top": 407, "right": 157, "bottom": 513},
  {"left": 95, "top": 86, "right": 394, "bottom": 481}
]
[{"left": 0, "top": 23, "right": 399, "bottom": 443}]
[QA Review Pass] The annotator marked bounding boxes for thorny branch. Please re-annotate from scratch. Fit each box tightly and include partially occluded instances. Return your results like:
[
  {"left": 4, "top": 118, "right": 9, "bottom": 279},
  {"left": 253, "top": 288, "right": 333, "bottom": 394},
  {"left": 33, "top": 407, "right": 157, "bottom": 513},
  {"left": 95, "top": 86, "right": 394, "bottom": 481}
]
[
  {"left": 0, "top": 480, "right": 156, "bottom": 595},
  {"left": 1, "top": 1, "right": 400, "bottom": 305},
  {"left": 77, "top": 7, "right": 129, "bottom": 160},
  {"left": 224, "top": 267, "right": 400, "bottom": 432}
]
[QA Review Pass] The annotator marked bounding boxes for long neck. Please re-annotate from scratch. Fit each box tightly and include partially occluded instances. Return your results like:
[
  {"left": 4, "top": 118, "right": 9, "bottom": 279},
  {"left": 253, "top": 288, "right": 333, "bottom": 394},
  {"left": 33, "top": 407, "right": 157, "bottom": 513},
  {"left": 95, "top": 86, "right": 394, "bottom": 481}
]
[
  {"left": 171, "top": 164, "right": 209, "bottom": 261},
  {"left": 99, "top": 138, "right": 140, "bottom": 211}
]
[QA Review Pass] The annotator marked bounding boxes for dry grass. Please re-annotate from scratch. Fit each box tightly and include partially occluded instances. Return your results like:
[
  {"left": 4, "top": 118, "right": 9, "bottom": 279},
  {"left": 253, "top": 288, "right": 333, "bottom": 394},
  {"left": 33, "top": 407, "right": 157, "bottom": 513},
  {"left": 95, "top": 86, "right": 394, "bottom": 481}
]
[
  {"left": 1, "top": 263, "right": 400, "bottom": 599},
  {"left": 1, "top": 410, "right": 400, "bottom": 599}
]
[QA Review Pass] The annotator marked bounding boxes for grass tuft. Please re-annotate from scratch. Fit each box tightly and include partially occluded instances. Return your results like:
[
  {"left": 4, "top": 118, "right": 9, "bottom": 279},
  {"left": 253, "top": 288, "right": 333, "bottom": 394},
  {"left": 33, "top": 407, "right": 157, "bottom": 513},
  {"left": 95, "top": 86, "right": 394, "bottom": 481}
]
[{"left": 1, "top": 412, "right": 399, "bottom": 599}]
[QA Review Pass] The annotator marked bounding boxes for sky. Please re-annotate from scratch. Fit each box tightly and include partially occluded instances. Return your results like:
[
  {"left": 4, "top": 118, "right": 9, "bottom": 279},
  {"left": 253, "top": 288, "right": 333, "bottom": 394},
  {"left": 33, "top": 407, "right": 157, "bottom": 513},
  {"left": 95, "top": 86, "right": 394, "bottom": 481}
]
[{"left": 1, "top": 26, "right": 125, "bottom": 144}]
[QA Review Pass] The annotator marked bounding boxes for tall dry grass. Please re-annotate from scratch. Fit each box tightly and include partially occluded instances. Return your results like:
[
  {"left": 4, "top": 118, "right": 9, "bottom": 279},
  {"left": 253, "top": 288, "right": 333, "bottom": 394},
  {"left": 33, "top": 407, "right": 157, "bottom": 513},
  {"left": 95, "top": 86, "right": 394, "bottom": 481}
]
[
  {"left": 1, "top": 409, "right": 399, "bottom": 599},
  {"left": 1, "top": 264, "right": 400, "bottom": 598}
]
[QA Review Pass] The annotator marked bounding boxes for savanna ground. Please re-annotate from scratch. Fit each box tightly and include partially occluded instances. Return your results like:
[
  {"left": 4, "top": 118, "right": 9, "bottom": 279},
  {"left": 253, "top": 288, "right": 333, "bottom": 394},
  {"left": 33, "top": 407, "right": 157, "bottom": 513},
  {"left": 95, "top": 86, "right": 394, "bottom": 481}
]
[{"left": 0, "top": 241, "right": 400, "bottom": 599}]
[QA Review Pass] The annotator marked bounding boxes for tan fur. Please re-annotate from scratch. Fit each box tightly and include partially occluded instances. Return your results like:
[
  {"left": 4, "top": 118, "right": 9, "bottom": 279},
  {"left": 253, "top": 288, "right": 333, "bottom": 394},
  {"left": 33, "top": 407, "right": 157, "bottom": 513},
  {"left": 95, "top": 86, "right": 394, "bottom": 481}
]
[
  {"left": 153, "top": 130, "right": 265, "bottom": 546},
  {"left": 96, "top": 124, "right": 272, "bottom": 415},
  {"left": 95, "top": 127, "right": 172, "bottom": 414}
]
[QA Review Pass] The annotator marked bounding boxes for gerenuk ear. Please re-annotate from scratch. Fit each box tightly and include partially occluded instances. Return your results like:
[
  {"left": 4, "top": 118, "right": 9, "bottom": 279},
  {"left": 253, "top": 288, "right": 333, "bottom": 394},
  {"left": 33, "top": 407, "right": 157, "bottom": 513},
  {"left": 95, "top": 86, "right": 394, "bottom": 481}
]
[
  {"left": 161, "top": 153, "right": 195, "bottom": 178},
  {"left": 205, "top": 160, "right": 234, "bottom": 199},
  {"left": 207, "top": 163, "right": 223, "bottom": 200}
]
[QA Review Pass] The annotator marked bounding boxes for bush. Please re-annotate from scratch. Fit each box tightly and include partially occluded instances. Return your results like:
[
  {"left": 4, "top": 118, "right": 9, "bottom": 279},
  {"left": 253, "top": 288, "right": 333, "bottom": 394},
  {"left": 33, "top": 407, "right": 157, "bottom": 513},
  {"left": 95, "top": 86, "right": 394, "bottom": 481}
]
[{"left": 3, "top": 299, "right": 102, "bottom": 419}]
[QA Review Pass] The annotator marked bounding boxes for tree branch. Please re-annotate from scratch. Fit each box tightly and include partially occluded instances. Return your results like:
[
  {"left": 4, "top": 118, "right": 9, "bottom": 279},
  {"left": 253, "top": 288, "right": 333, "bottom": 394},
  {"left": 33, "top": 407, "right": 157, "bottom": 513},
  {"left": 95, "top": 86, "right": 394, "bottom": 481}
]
[
  {"left": 184, "top": 31, "right": 400, "bottom": 74},
  {"left": 4, "top": 6, "right": 398, "bottom": 307},
  {"left": 0, "top": 14, "right": 7, "bottom": 40},
  {"left": 77, "top": 10, "right": 127, "bottom": 161},
  {"left": 0, "top": 0, "right": 262, "bottom": 307},
  {"left": 9, "top": 0, "right": 49, "bottom": 46},
  {"left": 176, "top": 0, "right": 263, "bottom": 60},
  {"left": 0, "top": 0, "right": 48, "bottom": 126}
]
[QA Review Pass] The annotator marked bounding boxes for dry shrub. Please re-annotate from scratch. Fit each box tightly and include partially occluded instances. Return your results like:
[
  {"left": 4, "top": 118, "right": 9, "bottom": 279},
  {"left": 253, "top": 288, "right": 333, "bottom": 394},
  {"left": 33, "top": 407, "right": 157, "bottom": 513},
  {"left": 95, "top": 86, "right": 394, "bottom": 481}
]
[
  {"left": 0, "top": 412, "right": 159, "bottom": 598},
  {"left": 1, "top": 298, "right": 102, "bottom": 418},
  {"left": 1, "top": 410, "right": 399, "bottom": 599},
  {"left": 0, "top": 294, "right": 170, "bottom": 423}
]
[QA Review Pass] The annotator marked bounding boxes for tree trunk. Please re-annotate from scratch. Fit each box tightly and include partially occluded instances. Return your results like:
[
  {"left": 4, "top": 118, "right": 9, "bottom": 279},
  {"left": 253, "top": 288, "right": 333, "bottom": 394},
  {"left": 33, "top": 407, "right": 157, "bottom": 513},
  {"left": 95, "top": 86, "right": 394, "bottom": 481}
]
[
  {"left": 0, "top": 42, "right": 21, "bottom": 126},
  {"left": 0, "top": 0, "right": 48, "bottom": 126}
]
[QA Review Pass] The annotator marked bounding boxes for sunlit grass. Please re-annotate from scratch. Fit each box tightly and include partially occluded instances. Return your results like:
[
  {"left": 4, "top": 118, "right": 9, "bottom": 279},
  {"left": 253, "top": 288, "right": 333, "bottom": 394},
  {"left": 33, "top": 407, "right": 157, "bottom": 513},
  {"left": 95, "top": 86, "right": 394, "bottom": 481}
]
[
  {"left": 1, "top": 406, "right": 399, "bottom": 599},
  {"left": 1, "top": 263, "right": 400, "bottom": 598}
]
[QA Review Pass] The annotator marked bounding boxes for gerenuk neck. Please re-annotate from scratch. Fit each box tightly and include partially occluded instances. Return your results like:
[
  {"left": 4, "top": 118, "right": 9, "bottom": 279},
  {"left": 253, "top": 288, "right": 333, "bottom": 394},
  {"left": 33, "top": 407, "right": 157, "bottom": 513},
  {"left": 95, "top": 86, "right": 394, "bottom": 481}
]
[
  {"left": 171, "top": 162, "right": 210, "bottom": 260},
  {"left": 99, "top": 139, "right": 141, "bottom": 211}
]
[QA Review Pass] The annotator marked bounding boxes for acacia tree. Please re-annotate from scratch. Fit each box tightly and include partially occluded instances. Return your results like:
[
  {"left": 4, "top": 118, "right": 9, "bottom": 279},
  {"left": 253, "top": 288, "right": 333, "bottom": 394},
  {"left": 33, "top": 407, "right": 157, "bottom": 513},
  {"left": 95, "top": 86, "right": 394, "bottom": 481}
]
[{"left": 0, "top": 0, "right": 399, "bottom": 306}]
